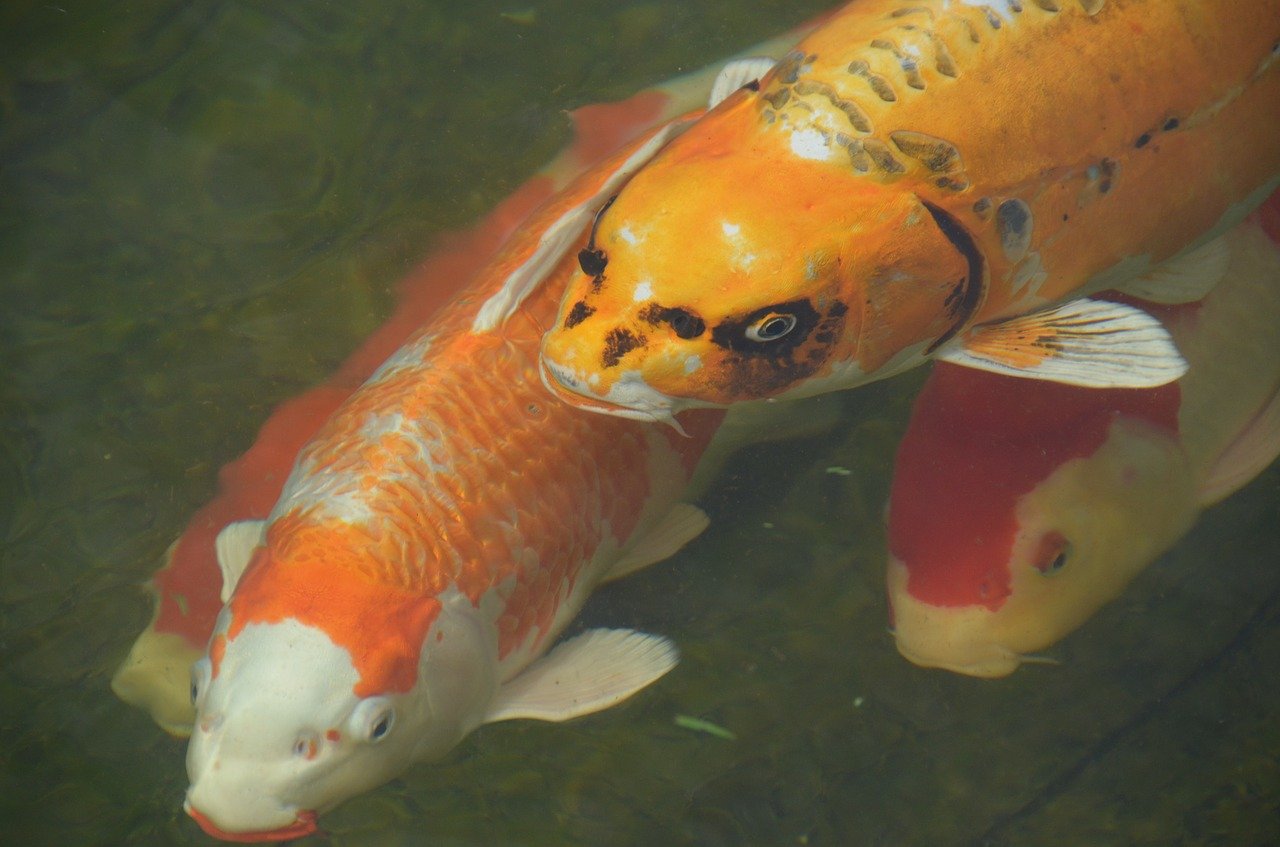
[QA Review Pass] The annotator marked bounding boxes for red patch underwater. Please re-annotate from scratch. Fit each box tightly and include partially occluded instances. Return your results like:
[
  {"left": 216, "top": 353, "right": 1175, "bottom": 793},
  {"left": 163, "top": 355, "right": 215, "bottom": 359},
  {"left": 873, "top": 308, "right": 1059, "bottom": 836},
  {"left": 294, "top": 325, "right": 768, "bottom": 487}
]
[{"left": 888, "top": 363, "right": 1181, "bottom": 610}]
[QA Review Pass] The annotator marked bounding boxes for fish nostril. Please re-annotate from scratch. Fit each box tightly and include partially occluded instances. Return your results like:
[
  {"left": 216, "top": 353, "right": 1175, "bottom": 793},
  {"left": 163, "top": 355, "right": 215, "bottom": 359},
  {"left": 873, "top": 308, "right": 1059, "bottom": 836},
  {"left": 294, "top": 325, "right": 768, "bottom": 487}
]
[{"left": 664, "top": 308, "right": 705, "bottom": 340}]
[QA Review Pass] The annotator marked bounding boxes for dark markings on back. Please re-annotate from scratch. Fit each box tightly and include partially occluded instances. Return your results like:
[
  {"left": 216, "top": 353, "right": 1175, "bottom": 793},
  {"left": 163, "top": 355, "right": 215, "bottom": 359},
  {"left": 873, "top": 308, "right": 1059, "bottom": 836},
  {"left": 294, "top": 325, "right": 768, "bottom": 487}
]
[
  {"left": 847, "top": 60, "right": 897, "bottom": 102},
  {"left": 920, "top": 199, "right": 985, "bottom": 354},
  {"left": 601, "top": 327, "right": 646, "bottom": 369},
  {"left": 995, "top": 198, "right": 1033, "bottom": 263},
  {"left": 793, "top": 79, "right": 872, "bottom": 133},
  {"left": 890, "top": 130, "right": 963, "bottom": 173}
]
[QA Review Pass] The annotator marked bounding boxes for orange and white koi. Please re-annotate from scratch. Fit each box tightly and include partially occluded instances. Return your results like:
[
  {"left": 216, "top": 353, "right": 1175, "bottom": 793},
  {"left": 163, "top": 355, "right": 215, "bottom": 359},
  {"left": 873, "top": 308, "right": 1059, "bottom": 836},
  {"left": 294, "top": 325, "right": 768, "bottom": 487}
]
[
  {"left": 109, "top": 33, "right": 808, "bottom": 739},
  {"left": 885, "top": 196, "right": 1280, "bottom": 678},
  {"left": 178, "top": 40, "right": 825, "bottom": 842},
  {"left": 539, "top": 0, "right": 1280, "bottom": 422}
]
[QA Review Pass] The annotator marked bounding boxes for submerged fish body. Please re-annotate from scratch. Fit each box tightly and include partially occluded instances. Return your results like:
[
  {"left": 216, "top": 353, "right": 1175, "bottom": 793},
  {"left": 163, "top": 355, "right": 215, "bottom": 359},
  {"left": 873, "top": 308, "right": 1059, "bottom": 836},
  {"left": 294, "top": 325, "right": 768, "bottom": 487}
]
[
  {"left": 181, "top": 128, "right": 743, "bottom": 841},
  {"left": 885, "top": 196, "right": 1280, "bottom": 678},
  {"left": 112, "top": 27, "right": 816, "bottom": 740},
  {"left": 540, "top": 0, "right": 1280, "bottom": 416}
]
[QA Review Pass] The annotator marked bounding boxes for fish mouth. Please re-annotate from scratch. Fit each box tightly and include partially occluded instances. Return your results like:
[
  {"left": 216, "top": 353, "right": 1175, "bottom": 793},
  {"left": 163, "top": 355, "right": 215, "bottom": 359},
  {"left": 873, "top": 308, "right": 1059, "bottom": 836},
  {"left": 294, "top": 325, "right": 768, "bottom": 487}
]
[
  {"left": 185, "top": 799, "right": 318, "bottom": 843},
  {"left": 891, "top": 635, "right": 1022, "bottom": 679},
  {"left": 539, "top": 356, "right": 692, "bottom": 430}
]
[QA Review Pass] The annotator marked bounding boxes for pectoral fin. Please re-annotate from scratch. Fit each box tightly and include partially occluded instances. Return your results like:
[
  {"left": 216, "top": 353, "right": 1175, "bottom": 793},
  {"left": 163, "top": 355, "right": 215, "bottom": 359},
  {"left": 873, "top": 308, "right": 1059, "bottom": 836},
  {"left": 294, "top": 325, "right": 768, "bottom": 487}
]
[
  {"left": 484, "top": 628, "right": 678, "bottom": 723},
  {"left": 1199, "top": 382, "right": 1280, "bottom": 506},
  {"left": 708, "top": 57, "right": 776, "bottom": 109},
  {"left": 215, "top": 520, "right": 266, "bottom": 602},
  {"left": 1115, "top": 235, "right": 1230, "bottom": 305},
  {"left": 471, "top": 118, "right": 693, "bottom": 333},
  {"left": 604, "top": 503, "right": 709, "bottom": 583},
  {"left": 935, "top": 298, "right": 1188, "bottom": 388}
]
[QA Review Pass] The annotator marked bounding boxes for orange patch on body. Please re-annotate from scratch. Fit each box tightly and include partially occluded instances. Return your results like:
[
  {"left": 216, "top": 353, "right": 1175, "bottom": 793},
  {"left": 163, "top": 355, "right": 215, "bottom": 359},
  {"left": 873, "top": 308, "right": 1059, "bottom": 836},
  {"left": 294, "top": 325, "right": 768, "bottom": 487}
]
[{"left": 227, "top": 523, "right": 443, "bottom": 698}]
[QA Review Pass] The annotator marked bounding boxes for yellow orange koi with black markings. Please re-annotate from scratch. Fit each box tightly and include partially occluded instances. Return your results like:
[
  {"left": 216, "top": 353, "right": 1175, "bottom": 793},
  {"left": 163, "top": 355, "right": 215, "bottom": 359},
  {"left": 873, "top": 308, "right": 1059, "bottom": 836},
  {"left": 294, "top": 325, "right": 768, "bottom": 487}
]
[{"left": 539, "top": 0, "right": 1280, "bottom": 421}]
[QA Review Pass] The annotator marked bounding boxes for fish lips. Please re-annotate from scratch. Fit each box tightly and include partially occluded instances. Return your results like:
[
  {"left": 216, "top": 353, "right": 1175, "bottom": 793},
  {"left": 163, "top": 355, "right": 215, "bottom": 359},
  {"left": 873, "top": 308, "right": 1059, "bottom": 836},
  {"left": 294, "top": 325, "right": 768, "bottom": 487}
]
[
  {"left": 185, "top": 798, "right": 318, "bottom": 843},
  {"left": 538, "top": 355, "right": 692, "bottom": 426}
]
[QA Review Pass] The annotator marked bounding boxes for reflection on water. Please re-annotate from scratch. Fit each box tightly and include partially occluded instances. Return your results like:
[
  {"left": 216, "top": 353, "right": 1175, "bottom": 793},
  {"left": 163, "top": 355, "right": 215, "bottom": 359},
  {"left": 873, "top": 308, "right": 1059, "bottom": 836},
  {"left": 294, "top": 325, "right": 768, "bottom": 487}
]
[{"left": 3, "top": 1, "right": 1278, "bottom": 845}]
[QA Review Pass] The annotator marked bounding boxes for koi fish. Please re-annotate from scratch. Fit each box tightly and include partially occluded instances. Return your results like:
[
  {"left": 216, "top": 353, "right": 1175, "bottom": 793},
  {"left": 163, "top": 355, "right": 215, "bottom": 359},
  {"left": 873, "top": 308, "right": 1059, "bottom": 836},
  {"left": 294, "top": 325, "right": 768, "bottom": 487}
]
[
  {"left": 538, "top": 0, "right": 1280, "bottom": 423},
  {"left": 885, "top": 196, "right": 1280, "bottom": 678},
  {"left": 111, "top": 26, "right": 816, "bottom": 739},
  {"left": 180, "top": 51, "right": 832, "bottom": 842}
]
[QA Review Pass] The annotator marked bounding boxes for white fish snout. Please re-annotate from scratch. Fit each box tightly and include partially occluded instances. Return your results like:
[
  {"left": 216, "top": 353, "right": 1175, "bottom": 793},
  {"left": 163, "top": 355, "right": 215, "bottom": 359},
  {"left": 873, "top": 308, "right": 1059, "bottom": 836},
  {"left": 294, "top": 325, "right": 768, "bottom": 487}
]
[{"left": 185, "top": 780, "right": 312, "bottom": 840}]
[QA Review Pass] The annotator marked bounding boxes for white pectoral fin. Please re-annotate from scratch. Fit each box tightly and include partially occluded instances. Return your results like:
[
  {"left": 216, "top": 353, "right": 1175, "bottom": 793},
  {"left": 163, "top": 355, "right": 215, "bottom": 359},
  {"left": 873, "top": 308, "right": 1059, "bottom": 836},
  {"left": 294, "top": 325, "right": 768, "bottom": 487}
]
[
  {"left": 484, "top": 628, "right": 678, "bottom": 723},
  {"left": 1116, "top": 235, "right": 1230, "bottom": 305},
  {"left": 1199, "top": 382, "right": 1280, "bottom": 506},
  {"left": 604, "top": 503, "right": 710, "bottom": 583},
  {"left": 708, "top": 57, "right": 776, "bottom": 109},
  {"left": 470, "top": 118, "right": 692, "bottom": 333},
  {"left": 214, "top": 520, "right": 266, "bottom": 602},
  {"left": 935, "top": 298, "right": 1188, "bottom": 388}
]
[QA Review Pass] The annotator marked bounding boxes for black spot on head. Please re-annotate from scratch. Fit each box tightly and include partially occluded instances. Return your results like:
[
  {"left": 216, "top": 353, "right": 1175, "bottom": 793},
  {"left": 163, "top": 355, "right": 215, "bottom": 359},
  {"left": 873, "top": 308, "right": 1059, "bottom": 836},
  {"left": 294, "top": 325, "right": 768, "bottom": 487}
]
[
  {"left": 601, "top": 327, "right": 645, "bottom": 369},
  {"left": 744, "top": 79, "right": 761, "bottom": 92},
  {"left": 638, "top": 305, "right": 706, "bottom": 339},
  {"left": 563, "top": 300, "right": 594, "bottom": 329},
  {"left": 710, "top": 299, "right": 821, "bottom": 356},
  {"left": 708, "top": 297, "right": 851, "bottom": 398},
  {"left": 1134, "top": 132, "right": 1151, "bottom": 149},
  {"left": 665, "top": 308, "right": 706, "bottom": 340},
  {"left": 577, "top": 248, "right": 607, "bottom": 278},
  {"left": 1162, "top": 117, "right": 1179, "bottom": 131}
]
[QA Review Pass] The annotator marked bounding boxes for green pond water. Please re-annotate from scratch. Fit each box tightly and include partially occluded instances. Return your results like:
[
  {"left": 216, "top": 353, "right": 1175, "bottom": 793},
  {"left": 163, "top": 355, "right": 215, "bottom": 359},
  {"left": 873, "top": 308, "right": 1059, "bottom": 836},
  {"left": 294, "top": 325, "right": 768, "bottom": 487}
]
[{"left": 3, "top": 1, "right": 1280, "bottom": 845}]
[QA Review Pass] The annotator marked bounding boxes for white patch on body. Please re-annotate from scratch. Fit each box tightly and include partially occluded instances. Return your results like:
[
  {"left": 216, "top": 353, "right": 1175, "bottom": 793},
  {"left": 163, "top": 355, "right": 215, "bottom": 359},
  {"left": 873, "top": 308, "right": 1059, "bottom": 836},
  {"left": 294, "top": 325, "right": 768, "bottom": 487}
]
[
  {"left": 958, "top": 0, "right": 1022, "bottom": 21},
  {"left": 618, "top": 224, "right": 640, "bottom": 247},
  {"left": 789, "top": 127, "right": 833, "bottom": 162},
  {"left": 721, "top": 221, "right": 741, "bottom": 238},
  {"left": 683, "top": 355, "right": 702, "bottom": 375},
  {"left": 633, "top": 280, "right": 654, "bottom": 302}
]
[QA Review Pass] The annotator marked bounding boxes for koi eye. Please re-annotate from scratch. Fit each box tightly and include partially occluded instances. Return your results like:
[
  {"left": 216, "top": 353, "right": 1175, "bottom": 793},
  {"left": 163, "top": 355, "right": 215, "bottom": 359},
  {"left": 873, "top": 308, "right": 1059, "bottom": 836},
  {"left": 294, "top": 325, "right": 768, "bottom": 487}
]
[
  {"left": 1033, "top": 532, "right": 1071, "bottom": 575},
  {"left": 190, "top": 658, "right": 212, "bottom": 708},
  {"left": 745, "top": 312, "right": 798, "bottom": 342},
  {"left": 349, "top": 696, "right": 396, "bottom": 745}
]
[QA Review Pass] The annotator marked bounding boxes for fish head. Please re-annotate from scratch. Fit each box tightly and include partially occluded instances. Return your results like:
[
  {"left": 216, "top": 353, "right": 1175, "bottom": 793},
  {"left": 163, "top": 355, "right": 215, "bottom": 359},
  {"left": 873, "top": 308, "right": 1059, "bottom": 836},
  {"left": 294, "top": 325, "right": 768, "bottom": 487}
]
[
  {"left": 887, "top": 365, "right": 1192, "bottom": 677},
  {"left": 539, "top": 122, "right": 974, "bottom": 417},
  {"left": 185, "top": 541, "right": 497, "bottom": 841}
]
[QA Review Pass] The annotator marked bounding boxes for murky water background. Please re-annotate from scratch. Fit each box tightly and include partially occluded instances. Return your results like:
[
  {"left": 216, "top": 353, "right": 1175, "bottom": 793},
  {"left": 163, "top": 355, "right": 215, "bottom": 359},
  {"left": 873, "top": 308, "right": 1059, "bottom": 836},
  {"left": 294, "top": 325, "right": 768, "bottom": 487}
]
[{"left": 3, "top": 1, "right": 1279, "bottom": 845}]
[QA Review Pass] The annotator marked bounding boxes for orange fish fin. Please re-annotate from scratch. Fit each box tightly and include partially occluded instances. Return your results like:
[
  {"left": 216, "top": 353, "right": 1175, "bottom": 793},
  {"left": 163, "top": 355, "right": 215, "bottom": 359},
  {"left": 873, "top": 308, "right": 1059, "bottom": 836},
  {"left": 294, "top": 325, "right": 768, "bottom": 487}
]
[
  {"left": 484, "top": 629, "right": 677, "bottom": 723},
  {"left": 215, "top": 520, "right": 266, "bottom": 603},
  {"left": 708, "top": 57, "right": 776, "bottom": 109},
  {"left": 605, "top": 503, "right": 709, "bottom": 584},
  {"left": 1199, "top": 380, "right": 1280, "bottom": 506},
  {"left": 1116, "top": 234, "right": 1231, "bottom": 305},
  {"left": 936, "top": 298, "right": 1187, "bottom": 388}
]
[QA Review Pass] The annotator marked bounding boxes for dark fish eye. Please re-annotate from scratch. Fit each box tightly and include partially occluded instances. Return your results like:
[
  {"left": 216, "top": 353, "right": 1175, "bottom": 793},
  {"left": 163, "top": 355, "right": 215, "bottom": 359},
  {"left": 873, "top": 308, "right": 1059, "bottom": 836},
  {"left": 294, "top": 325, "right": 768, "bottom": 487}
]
[
  {"left": 1033, "top": 532, "right": 1071, "bottom": 575},
  {"left": 745, "top": 313, "right": 798, "bottom": 342},
  {"left": 365, "top": 705, "right": 395, "bottom": 743}
]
